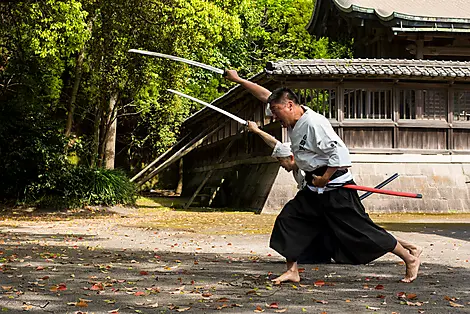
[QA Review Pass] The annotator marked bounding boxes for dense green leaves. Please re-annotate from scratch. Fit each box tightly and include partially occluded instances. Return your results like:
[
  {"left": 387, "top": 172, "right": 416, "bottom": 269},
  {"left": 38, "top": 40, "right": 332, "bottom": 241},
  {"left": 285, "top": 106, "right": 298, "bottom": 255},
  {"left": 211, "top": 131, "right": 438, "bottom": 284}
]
[{"left": 0, "top": 0, "right": 351, "bottom": 206}]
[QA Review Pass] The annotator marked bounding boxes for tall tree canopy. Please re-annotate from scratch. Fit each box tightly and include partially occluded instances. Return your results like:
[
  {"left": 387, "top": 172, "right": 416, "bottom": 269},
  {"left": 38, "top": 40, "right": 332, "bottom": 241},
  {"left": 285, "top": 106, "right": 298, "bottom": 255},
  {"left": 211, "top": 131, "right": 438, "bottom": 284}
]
[{"left": 0, "top": 0, "right": 351, "bottom": 204}]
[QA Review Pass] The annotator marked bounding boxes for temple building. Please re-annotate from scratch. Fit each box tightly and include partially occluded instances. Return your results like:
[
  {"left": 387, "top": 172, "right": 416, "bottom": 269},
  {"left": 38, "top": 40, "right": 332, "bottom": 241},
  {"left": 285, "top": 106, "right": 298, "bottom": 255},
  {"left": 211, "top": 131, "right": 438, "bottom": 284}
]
[{"left": 145, "top": 0, "right": 470, "bottom": 213}]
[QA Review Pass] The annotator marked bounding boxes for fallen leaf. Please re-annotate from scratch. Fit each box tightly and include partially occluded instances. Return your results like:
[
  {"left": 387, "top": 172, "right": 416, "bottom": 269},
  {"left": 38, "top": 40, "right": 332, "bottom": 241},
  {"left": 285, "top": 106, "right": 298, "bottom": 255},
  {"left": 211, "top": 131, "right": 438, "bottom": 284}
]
[
  {"left": 406, "top": 301, "right": 423, "bottom": 306},
  {"left": 50, "top": 283, "right": 67, "bottom": 292},
  {"left": 298, "top": 268, "right": 305, "bottom": 273},
  {"left": 406, "top": 293, "right": 417, "bottom": 300},
  {"left": 313, "top": 299, "right": 328, "bottom": 304},
  {"left": 314, "top": 280, "right": 325, "bottom": 287},
  {"left": 216, "top": 298, "right": 229, "bottom": 302},
  {"left": 76, "top": 301, "right": 88, "bottom": 308},
  {"left": 268, "top": 303, "right": 279, "bottom": 309},
  {"left": 366, "top": 306, "right": 380, "bottom": 311},
  {"left": 216, "top": 304, "right": 229, "bottom": 310},
  {"left": 274, "top": 309, "right": 287, "bottom": 313},
  {"left": 139, "top": 271, "right": 148, "bottom": 276},
  {"left": 134, "top": 291, "right": 146, "bottom": 296},
  {"left": 176, "top": 307, "right": 191, "bottom": 312},
  {"left": 397, "top": 292, "right": 406, "bottom": 299},
  {"left": 449, "top": 301, "right": 464, "bottom": 308},
  {"left": 374, "top": 284, "right": 384, "bottom": 290},
  {"left": 21, "top": 304, "right": 33, "bottom": 311},
  {"left": 254, "top": 306, "right": 265, "bottom": 313},
  {"left": 202, "top": 293, "right": 212, "bottom": 298},
  {"left": 444, "top": 296, "right": 457, "bottom": 301},
  {"left": 91, "top": 283, "right": 104, "bottom": 291}
]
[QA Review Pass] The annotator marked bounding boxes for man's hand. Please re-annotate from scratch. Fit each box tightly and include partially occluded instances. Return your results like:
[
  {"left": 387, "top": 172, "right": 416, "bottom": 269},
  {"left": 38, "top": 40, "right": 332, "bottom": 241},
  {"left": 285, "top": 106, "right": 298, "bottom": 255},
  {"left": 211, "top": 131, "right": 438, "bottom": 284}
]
[
  {"left": 312, "top": 175, "right": 329, "bottom": 188},
  {"left": 246, "top": 121, "right": 260, "bottom": 133},
  {"left": 224, "top": 70, "right": 242, "bottom": 83}
]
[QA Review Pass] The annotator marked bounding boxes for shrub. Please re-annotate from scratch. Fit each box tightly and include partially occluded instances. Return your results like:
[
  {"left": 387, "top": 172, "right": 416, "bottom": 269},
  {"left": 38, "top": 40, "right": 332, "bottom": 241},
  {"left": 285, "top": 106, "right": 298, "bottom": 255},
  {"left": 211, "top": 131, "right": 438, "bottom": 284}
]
[{"left": 26, "top": 166, "right": 137, "bottom": 209}]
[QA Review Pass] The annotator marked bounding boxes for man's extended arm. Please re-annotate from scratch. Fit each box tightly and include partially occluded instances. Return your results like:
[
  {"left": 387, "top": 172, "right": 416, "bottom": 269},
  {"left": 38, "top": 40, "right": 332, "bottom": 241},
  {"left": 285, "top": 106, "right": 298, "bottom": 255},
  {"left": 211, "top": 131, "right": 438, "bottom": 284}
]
[
  {"left": 246, "top": 121, "right": 278, "bottom": 149},
  {"left": 224, "top": 70, "right": 271, "bottom": 104}
]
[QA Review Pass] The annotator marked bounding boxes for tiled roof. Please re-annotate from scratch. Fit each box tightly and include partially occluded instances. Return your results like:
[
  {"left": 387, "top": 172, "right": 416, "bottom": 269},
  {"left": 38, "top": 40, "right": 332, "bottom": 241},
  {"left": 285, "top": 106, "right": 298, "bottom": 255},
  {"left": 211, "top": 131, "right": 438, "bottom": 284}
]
[
  {"left": 265, "top": 59, "right": 470, "bottom": 78},
  {"left": 332, "top": 0, "right": 470, "bottom": 22}
]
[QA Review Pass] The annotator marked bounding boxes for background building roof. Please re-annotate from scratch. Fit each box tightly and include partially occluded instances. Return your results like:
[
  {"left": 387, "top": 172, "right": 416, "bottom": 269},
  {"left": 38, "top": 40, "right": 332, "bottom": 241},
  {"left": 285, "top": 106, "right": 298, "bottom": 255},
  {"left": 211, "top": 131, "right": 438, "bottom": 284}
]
[
  {"left": 332, "top": 0, "right": 470, "bottom": 22},
  {"left": 266, "top": 58, "right": 470, "bottom": 78}
]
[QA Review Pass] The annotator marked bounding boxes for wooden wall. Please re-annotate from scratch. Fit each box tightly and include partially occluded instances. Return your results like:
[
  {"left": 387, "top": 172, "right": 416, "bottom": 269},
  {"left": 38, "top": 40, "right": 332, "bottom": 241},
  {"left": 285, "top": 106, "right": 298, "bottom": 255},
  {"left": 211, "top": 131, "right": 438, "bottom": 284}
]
[{"left": 287, "top": 81, "right": 470, "bottom": 154}]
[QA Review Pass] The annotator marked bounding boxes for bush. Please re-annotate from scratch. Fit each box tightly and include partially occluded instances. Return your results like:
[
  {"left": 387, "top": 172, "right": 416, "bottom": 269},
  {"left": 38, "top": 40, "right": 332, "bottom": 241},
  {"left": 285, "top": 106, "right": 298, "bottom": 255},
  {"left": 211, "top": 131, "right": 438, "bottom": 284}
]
[{"left": 26, "top": 166, "right": 137, "bottom": 209}]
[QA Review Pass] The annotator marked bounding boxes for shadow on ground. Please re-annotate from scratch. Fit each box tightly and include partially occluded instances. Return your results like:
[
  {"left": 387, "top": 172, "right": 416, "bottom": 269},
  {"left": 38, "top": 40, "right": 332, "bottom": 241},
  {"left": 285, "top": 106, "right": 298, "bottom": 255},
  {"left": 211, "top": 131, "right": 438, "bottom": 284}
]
[
  {"left": 0, "top": 230, "right": 468, "bottom": 314},
  {"left": 380, "top": 223, "right": 470, "bottom": 242}
]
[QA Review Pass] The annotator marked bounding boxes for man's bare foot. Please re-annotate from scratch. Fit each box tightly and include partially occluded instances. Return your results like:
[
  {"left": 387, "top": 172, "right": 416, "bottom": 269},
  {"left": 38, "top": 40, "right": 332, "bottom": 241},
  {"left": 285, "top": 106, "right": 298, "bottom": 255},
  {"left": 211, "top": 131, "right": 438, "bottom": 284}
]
[
  {"left": 271, "top": 270, "right": 300, "bottom": 285},
  {"left": 400, "top": 256, "right": 420, "bottom": 283}
]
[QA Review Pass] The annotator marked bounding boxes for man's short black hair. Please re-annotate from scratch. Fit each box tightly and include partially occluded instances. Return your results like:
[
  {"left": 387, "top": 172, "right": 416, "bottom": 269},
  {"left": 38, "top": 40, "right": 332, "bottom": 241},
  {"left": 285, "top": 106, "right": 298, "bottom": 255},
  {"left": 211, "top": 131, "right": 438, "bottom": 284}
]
[{"left": 267, "top": 87, "right": 300, "bottom": 106}]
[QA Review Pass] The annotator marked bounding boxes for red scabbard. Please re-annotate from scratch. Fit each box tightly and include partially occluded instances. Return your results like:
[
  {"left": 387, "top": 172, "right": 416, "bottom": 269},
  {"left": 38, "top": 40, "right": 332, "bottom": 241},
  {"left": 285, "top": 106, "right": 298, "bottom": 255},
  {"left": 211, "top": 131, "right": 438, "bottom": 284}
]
[{"left": 342, "top": 184, "right": 422, "bottom": 199}]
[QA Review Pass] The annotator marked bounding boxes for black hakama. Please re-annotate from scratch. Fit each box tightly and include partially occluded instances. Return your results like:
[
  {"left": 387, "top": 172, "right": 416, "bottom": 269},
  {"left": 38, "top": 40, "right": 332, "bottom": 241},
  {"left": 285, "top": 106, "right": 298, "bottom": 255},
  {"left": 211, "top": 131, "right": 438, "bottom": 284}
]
[{"left": 269, "top": 184, "right": 397, "bottom": 265}]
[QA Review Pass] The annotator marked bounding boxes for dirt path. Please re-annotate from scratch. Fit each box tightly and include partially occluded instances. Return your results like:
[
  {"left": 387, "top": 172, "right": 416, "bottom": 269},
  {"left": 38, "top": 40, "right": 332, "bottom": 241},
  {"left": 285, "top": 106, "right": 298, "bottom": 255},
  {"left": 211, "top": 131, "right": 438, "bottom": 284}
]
[{"left": 0, "top": 201, "right": 469, "bottom": 314}]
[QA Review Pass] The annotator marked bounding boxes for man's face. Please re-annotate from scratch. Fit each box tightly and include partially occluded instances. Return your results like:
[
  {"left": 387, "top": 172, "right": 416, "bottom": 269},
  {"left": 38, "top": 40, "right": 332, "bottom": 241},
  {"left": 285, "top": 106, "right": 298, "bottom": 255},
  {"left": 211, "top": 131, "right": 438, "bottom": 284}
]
[
  {"left": 277, "top": 156, "right": 295, "bottom": 172},
  {"left": 269, "top": 99, "right": 292, "bottom": 127}
]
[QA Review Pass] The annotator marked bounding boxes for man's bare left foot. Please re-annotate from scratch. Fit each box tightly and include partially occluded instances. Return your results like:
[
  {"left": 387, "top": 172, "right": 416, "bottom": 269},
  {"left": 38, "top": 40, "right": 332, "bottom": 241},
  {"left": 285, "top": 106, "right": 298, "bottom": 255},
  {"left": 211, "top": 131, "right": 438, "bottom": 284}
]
[
  {"left": 400, "top": 256, "right": 420, "bottom": 283},
  {"left": 271, "top": 270, "right": 300, "bottom": 285}
]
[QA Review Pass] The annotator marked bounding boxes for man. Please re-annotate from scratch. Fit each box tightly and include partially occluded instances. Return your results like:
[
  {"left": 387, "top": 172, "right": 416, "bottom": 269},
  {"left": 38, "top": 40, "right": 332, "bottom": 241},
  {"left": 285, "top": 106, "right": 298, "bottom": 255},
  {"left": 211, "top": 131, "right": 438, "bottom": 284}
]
[
  {"left": 225, "top": 70, "right": 420, "bottom": 284},
  {"left": 247, "top": 121, "right": 333, "bottom": 264}
]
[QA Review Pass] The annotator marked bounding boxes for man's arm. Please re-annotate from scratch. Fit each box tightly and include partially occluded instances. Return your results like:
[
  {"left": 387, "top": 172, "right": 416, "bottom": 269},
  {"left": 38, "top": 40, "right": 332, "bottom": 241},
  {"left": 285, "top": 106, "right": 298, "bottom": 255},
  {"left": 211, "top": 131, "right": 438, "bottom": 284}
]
[
  {"left": 224, "top": 70, "right": 271, "bottom": 104},
  {"left": 312, "top": 167, "right": 339, "bottom": 187},
  {"left": 246, "top": 121, "right": 278, "bottom": 149}
]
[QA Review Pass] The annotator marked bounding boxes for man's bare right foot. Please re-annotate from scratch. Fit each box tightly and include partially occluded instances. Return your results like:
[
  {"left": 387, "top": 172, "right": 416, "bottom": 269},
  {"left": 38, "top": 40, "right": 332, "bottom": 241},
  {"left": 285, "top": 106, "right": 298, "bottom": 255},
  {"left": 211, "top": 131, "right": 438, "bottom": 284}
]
[
  {"left": 271, "top": 270, "right": 300, "bottom": 285},
  {"left": 400, "top": 256, "right": 420, "bottom": 283},
  {"left": 410, "top": 246, "right": 423, "bottom": 258}
]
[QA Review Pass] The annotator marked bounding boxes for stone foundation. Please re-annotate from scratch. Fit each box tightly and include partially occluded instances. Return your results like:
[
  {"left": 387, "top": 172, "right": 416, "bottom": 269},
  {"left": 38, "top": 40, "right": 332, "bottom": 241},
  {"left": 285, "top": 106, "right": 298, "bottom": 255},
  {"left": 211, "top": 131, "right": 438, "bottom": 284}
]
[{"left": 261, "top": 154, "right": 470, "bottom": 214}]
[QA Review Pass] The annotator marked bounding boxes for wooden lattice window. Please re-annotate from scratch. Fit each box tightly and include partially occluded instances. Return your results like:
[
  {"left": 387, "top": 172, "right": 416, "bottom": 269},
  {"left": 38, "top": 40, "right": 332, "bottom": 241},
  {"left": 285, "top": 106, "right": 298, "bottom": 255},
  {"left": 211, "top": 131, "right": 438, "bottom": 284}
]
[
  {"left": 399, "top": 89, "right": 447, "bottom": 120},
  {"left": 294, "top": 89, "right": 337, "bottom": 120},
  {"left": 454, "top": 90, "right": 470, "bottom": 121},
  {"left": 344, "top": 89, "right": 392, "bottom": 119}
]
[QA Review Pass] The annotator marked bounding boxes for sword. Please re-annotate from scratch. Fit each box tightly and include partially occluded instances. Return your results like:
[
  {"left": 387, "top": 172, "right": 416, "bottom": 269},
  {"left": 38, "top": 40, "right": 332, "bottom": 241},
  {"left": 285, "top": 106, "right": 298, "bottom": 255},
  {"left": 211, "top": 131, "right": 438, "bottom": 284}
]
[
  {"left": 129, "top": 49, "right": 226, "bottom": 75},
  {"left": 360, "top": 173, "right": 399, "bottom": 200},
  {"left": 167, "top": 89, "right": 247, "bottom": 125}
]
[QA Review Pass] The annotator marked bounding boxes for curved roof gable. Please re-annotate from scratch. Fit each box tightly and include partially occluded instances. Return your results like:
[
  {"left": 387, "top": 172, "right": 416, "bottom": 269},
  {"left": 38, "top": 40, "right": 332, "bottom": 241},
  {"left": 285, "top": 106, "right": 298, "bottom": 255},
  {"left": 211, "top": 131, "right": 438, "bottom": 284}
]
[{"left": 333, "top": 0, "right": 470, "bottom": 22}]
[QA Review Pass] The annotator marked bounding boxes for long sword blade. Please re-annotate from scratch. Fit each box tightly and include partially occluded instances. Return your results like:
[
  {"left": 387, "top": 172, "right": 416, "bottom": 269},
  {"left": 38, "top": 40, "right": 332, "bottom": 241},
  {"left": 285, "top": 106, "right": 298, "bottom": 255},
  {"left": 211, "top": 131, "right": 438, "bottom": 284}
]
[
  {"left": 167, "top": 89, "right": 247, "bottom": 125},
  {"left": 129, "top": 49, "right": 225, "bottom": 75}
]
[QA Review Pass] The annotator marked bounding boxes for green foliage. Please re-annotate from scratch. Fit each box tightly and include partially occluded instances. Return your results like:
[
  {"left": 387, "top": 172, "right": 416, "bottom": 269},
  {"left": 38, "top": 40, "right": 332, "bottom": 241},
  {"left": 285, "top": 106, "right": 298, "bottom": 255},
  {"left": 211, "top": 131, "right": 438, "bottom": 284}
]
[
  {"left": 0, "top": 0, "right": 353, "bottom": 204},
  {"left": 26, "top": 167, "right": 137, "bottom": 209}
]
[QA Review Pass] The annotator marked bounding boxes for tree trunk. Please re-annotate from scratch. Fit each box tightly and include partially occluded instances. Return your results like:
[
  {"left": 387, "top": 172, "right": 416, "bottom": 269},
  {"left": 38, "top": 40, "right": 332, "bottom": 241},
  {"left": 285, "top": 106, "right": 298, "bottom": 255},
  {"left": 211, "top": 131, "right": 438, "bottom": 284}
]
[
  {"left": 90, "top": 105, "right": 102, "bottom": 168},
  {"left": 104, "top": 91, "right": 118, "bottom": 169},
  {"left": 176, "top": 158, "right": 183, "bottom": 195},
  {"left": 65, "top": 48, "right": 85, "bottom": 137}
]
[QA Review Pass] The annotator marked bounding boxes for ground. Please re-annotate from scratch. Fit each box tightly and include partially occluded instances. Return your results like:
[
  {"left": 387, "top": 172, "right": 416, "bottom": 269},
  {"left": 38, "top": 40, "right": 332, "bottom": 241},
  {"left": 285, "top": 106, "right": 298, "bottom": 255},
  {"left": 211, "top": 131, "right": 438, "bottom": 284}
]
[{"left": 0, "top": 197, "right": 469, "bottom": 314}]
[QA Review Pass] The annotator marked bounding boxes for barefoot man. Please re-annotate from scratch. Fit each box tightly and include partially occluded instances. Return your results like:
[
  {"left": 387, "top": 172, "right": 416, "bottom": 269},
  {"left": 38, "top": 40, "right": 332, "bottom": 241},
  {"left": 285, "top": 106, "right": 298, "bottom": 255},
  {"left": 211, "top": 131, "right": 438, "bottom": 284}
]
[{"left": 225, "top": 70, "right": 421, "bottom": 283}]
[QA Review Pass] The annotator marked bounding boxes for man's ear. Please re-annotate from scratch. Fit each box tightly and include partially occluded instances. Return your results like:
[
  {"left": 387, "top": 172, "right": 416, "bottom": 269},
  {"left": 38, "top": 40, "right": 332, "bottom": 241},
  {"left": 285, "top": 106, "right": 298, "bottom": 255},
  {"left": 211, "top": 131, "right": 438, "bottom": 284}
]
[{"left": 290, "top": 155, "right": 295, "bottom": 162}]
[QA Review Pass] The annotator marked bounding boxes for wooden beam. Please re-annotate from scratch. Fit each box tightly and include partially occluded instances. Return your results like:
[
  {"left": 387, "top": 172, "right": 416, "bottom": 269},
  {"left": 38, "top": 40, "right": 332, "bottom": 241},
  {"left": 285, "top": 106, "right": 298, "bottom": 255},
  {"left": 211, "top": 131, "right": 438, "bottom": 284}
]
[
  {"left": 397, "top": 120, "right": 450, "bottom": 129},
  {"left": 408, "top": 45, "right": 470, "bottom": 57},
  {"left": 130, "top": 133, "right": 190, "bottom": 182},
  {"left": 136, "top": 121, "right": 227, "bottom": 186},
  {"left": 190, "top": 156, "right": 276, "bottom": 173},
  {"left": 184, "top": 139, "right": 236, "bottom": 209}
]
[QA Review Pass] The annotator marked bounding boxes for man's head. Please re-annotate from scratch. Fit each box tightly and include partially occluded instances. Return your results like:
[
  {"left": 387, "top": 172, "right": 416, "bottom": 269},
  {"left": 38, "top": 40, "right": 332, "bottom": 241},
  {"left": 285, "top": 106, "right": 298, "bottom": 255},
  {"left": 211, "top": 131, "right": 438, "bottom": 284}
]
[
  {"left": 277, "top": 155, "right": 296, "bottom": 172},
  {"left": 267, "top": 87, "right": 301, "bottom": 127},
  {"left": 272, "top": 142, "right": 296, "bottom": 172}
]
